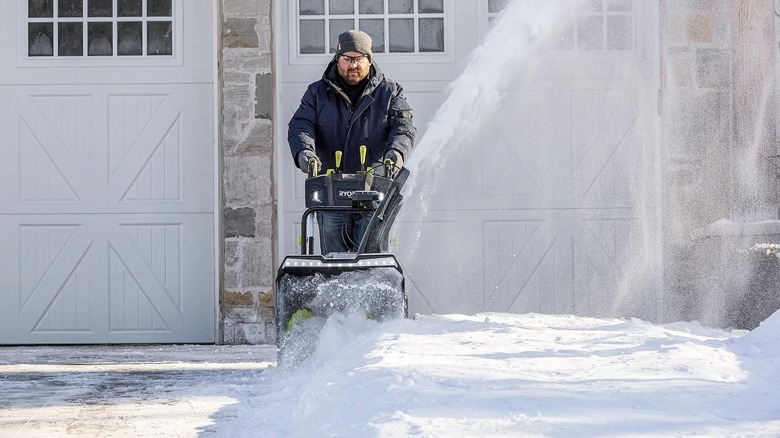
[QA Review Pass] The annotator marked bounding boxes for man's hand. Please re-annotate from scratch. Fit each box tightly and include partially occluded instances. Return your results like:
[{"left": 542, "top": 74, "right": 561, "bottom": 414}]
[
  {"left": 297, "top": 149, "right": 321, "bottom": 175},
  {"left": 383, "top": 149, "right": 403, "bottom": 168},
  {"left": 383, "top": 150, "right": 403, "bottom": 178}
]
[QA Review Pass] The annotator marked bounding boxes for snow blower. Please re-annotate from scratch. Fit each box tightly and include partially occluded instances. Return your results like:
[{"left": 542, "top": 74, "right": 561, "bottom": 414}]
[{"left": 275, "top": 147, "right": 409, "bottom": 362}]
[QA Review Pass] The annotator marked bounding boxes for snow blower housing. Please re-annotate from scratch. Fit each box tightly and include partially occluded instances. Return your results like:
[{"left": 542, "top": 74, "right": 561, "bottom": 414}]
[{"left": 275, "top": 161, "right": 410, "bottom": 356}]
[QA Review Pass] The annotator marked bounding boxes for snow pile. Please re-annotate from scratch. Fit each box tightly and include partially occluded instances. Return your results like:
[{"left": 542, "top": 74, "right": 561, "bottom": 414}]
[
  {"left": 733, "top": 308, "right": 780, "bottom": 359},
  {"left": 211, "top": 313, "right": 780, "bottom": 437}
]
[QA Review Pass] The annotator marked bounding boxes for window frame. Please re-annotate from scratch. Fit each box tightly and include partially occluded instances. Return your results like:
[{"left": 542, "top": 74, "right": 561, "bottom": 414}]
[
  {"left": 482, "top": 0, "right": 636, "bottom": 58},
  {"left": 288, "top": 0, "right": 456, "bottom": 66},
  {"left": 18, "top": 0, "right": 183, "bottom": 67}
]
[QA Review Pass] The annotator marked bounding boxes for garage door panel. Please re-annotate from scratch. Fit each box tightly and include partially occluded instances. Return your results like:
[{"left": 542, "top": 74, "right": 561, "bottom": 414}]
[
  {"left": 3, "top": 214, "right": 213, "bottom": 343},
  {"left": 572, "top": 217, "right": 638, "bottom": 316},
  {"left": 19, "top": 97, "right": 94, "bottom": 202},
  {"left": 108, "top": 240, "right": 176, "bottom": 334},
  {"left": 109, "top": 95, "right": 183, "bottom": 203},
  {"left": 397, "top": 217, "right": 484, "bottom": 314},
  {"left": 483, "top": 218, "right": 561, "bottom": 313},
  {"left": 3, "top": 85, "right": 213, "bottom": 214},
  {"left": 19, "top": 224, "right": 94, "bottom": 332},
  {"left": 572, "top": 88, "right": 639, "bottom": 207}
]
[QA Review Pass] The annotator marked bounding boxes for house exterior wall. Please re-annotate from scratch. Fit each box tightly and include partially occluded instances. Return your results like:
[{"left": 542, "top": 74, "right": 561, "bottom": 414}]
[{"left": 219, "top": 0, "right": 276, "bottom": 344}]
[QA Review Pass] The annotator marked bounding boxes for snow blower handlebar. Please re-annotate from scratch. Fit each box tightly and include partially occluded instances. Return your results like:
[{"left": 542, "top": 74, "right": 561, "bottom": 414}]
[{"left": 309, "top": 145, "right": 402, "bottom": 179}]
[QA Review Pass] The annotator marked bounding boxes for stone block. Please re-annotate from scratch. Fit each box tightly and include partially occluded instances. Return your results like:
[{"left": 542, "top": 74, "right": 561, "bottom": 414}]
[
  {"left": 222, "top": 49, "right": 271, "bottom": 73},
  {"left": 256, "top": 16, "right": 273, "bottom": 53},
  {"left": 240, "top": 238, "right": 273, "bottom": 289},
  {"left": 222, "top": 0, "right": 270, "bottom": 17},
  {"left": 224, "top": 291, "right": 254, "bottom": 307},
  {"left": 666, "top": 53, "right": 694, "bottom": 88},
  {"left": 224, "top": 207, "right": 256, "bottom": 238},
  {"left": 224, "top": 303, "right": 257, "bottom": 322},
  {"left": 233, "top": 119, "right": 273, "bottom": 157},
  {"left": 224, "top": 155, "right": 271, "bottom": 205},
  {"left": 223, "top": 266, "right": 239, "bottom": 289},
  {"left": 258, "top": 291, "right": 276, "bottom": 322},
  {"left": 686, "top": 14, "right": 713, "bottom": 44},
  {"left": 696, "top": 49, "right": 729, "bottom": 89},
  {"left": 225, "top": 240, "right": 239, "bottom": 267},
  {"left": 222, "top": 81, "right": 252, "bottom": 106},
  {"left": 223, "top": 17, "right": 259, "bottom": 48},
  {"left": 255, "top": 73, "right": 273, "bottom": 119},
  {"left": 256, "top": 203, "right": 273, "bottom": 232}
]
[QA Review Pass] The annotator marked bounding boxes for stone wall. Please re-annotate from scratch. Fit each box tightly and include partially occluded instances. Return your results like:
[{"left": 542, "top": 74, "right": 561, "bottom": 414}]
[{"left": 219, "top": 0, "right": 276, "bottom": 344}]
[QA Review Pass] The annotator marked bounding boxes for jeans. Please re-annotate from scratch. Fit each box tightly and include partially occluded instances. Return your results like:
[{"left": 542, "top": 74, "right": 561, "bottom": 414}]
[{"left": 317, "top": 212, "right": 372, "bottom": 254}]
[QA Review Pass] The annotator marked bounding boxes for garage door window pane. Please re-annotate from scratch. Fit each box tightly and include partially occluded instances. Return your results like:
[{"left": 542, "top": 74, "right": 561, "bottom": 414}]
[
  {"left": 88, "top": 22, "right": 112, "bottom": 55},
  {"left": 59, "top": 0, "right": 83, "bottom": 17},
  {"left": 389, "top": 0, "right": 412, "bottom": 14},
  {"left": 300, "top": 20, "right": 325, "bottom": 54},
  {"left": 29, "top": 23, "right": 54, "bottom": 56},
  {"left": 118, "top": 0, "right": 142, "bottom": 17},
  {"left": 29, "top": 0, "right": 53, "bottom": 18},
  {"left": 147, "top": 0, "right": 172, "bottom": 17},
  {"left": 488, "top": 0, "right": 510, "bottom": 14},
  {"left": 88, "top": 0, "right": 112, "bottom": 17},
  {"left": 389, "top": 19, "right": 413, "bottom": 53},
  {"left": 118, "top": 22, "right": 142, "bottom": 55},
  {"left": 419, "top": 18, "right": 443, "bottom": 52},
  {"left": 607, "top": 0, "right": 632, "bottom": 12},
  {"left": 300, "top": 0, "right": 324, "bottom": 15},
  {"left": 329, "top": 0, "right": 353, "bottom": 15},
  {"left": 580, "top": 0, "right": 602, "bottom": 12},
  {"left": 607, "top": 15, "right": 631, "bottom": 50},
  {"left": 359, "top": 0, "right": 384, "bottom": 14},
  {"left": 148, "top": 21, "right": 172, "bottom": 55},
  {"left": 578, "top": 16, "right": 603, "bottom": 50},
  {"left": 359, "top": 19, "right": 384, "bottom": 52},
  {"left": 418, "top": 0, "right": 443, "bottom": 14},
  {"left": 59, "top": 22, "right": 84, "bottom": 56}
]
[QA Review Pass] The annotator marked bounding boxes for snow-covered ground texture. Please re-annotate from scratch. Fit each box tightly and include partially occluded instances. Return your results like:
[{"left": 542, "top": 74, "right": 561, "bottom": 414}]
[{"left": 216, "top": 311, "right": 780, "bottom": 437}]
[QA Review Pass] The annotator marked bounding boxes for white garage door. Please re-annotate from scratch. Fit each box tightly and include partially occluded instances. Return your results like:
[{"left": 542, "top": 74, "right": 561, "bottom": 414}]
[
  {"left": 0, "top": 0, "right": 216, "bottom": 344},
  {"left": 276, "top": 0, "right": 660, "bottom": 320}
]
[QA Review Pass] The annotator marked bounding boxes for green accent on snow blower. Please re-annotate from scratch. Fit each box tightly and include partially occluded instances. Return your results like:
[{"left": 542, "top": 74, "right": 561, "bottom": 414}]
[{"left": 287, "top": 308, "right": 313, "bottom": 330}]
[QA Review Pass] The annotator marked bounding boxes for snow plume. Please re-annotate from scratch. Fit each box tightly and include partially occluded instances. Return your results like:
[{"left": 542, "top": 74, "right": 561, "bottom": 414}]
[{"left": 404, "top": 0, "right": 570, "bottom": 195}]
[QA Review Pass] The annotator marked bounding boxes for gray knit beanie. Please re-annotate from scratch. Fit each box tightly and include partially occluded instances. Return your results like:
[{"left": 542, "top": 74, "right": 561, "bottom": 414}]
[{"left": 336, "top": 30, "right": 373, "bottom": 59}]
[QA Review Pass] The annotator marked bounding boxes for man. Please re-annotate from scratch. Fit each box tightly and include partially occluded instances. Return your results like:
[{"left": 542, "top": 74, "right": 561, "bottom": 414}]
[{"left": 288, "top": 30, "right": 416, "bottom": 254}]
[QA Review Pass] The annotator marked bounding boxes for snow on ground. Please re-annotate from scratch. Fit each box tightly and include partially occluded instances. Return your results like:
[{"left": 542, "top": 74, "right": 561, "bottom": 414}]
[
  {"left": 208, "top": 311, "right": 780, "bottom": 437},
  {"left": 3, "top": 313, "right": 779, "bottom": 437}
]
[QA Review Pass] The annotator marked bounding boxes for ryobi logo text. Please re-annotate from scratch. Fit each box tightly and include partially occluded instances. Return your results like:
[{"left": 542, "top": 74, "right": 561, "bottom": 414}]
[{"left": 339, "top": 190, "right": 355, "bottom": 198}]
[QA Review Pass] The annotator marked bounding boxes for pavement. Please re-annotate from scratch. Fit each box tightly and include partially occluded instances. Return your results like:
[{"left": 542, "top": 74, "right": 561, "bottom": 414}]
[{"left": 0, "top": 344, "right": 277, "bottom": 437}]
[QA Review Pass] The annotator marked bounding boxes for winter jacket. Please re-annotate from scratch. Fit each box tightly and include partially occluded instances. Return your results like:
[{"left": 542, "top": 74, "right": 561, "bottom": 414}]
[{"left": 288, "top": 58, "right": 416, "bottom": 173}]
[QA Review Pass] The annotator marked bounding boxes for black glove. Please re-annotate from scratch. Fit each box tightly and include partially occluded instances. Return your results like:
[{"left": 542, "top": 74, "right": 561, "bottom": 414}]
[
  {"left": 383, "top": 149, "right": 404, "bottom": 168},
  {"left": 383, "top": 150, "right": 403, "bottom": 177},
  {"left": 297, "top": 149, "right": 320, "bottom": 175}
]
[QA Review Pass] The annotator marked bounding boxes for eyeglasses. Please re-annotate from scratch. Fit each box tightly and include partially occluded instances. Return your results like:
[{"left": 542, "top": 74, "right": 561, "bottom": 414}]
[{"left": 338, "top": 54, "right": 368, "bottom": 64}]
